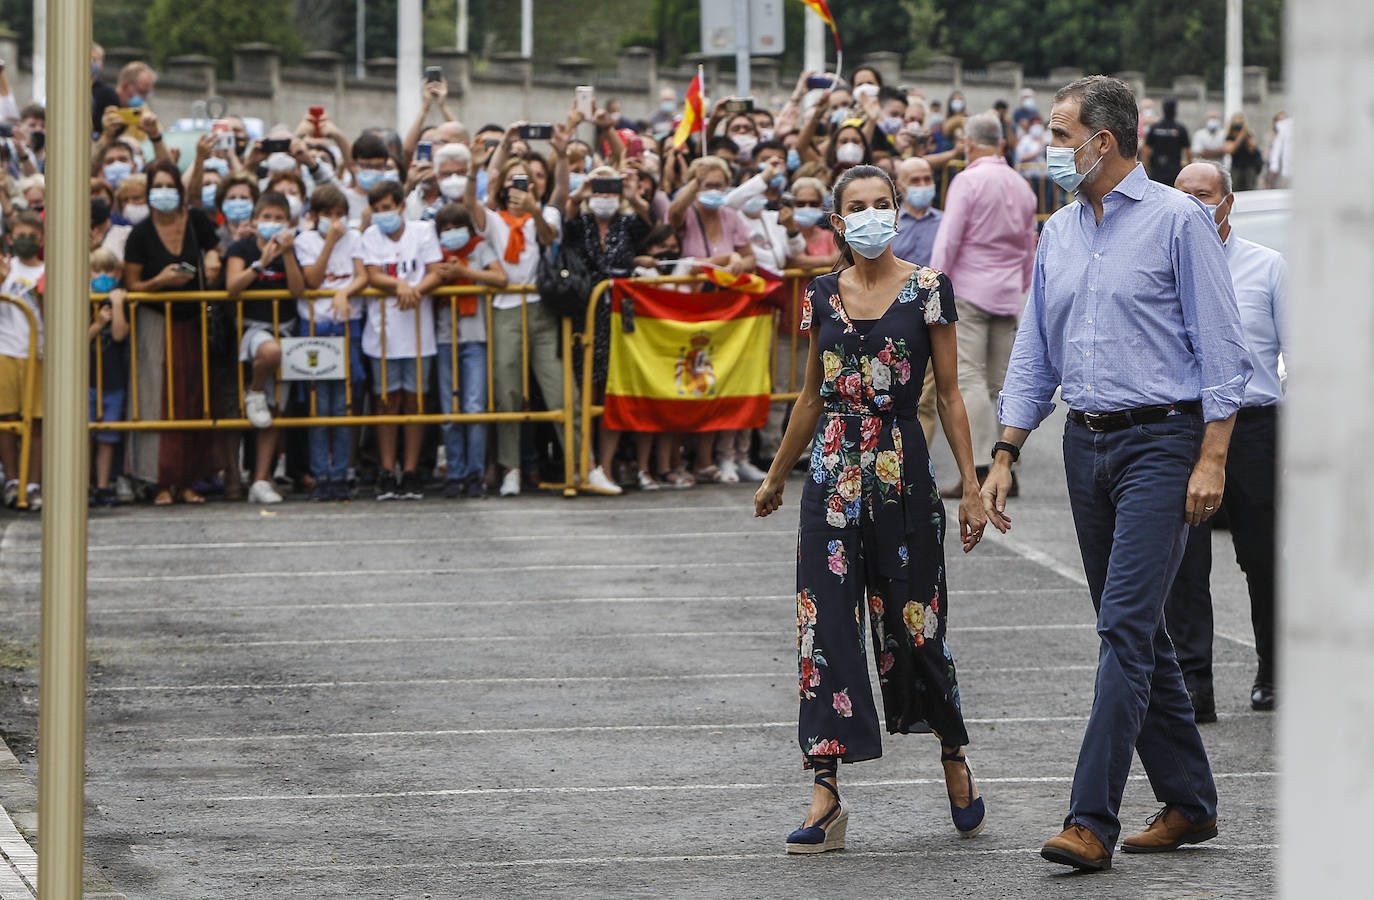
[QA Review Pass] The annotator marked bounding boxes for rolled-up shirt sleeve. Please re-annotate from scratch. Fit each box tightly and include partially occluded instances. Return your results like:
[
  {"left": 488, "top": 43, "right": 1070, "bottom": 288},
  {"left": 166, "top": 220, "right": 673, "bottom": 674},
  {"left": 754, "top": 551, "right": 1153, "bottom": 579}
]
[
  {"left": 997, "top": 242, "right": 1059, "bottom": 430},
  {"left": 1174, "top": 210, "right": 1253, "bottom": 421}
]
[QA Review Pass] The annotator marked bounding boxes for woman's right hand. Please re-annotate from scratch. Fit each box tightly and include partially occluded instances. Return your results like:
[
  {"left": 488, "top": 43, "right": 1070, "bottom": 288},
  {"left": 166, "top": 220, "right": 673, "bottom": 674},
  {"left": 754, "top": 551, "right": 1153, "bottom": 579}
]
[
  {"left": 754, "top": 475, "right": 785, "bottom": 518},
  {"left": 156, "top": 264, "right": 195, "bottom": 288}
]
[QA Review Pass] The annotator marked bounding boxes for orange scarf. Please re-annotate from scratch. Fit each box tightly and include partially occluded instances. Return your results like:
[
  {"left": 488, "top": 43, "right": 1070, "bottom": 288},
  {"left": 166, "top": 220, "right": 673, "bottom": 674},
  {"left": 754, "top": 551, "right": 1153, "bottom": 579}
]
[
  {"left": 498, "top": 210, "right": 532, "bottom": 264},
  {"left": 443, "top": 235, "right": 486, "bottom": 317}
]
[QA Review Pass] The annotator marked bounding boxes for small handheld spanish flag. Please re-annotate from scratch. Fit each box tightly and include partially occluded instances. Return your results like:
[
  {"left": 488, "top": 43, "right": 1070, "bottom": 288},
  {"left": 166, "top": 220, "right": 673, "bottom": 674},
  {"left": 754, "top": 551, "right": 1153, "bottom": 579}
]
[
  {"left": 703, "top": 266, "right": 773, "bottom": 296},
  {"left": 672, "top": 72, "right": 705, "bottom": 150},
  {"left": 796, "top": 0, "right": 842, "bottom": 51}
]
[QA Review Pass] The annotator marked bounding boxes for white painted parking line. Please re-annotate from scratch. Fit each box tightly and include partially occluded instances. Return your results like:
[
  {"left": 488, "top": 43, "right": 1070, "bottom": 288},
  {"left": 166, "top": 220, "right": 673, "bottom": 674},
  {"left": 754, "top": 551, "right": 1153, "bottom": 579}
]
[
  {"left": 203, "top": 770, "right": 1276, "bottom": 803},
  {"left": 0, "top": 802, "right": 36, "bottom": 899}
]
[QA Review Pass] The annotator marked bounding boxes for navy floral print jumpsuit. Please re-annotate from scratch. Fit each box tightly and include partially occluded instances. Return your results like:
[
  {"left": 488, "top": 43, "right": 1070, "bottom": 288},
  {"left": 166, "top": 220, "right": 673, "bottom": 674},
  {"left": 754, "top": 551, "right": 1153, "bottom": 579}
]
[{"left": 795, "top": 267, "right": 970, "bottom": 766}]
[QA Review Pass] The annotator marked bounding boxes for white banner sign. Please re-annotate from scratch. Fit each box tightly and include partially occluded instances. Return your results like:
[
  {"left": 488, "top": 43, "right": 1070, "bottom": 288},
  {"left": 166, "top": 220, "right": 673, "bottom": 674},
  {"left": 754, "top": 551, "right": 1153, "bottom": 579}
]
[{"left": 279, "top": 336, "right": 347, "bottom": 381}]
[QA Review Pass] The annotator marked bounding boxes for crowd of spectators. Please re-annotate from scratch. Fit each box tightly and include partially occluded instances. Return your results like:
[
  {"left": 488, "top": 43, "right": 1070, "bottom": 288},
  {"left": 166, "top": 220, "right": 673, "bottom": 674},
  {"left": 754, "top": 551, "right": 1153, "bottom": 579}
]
[{"left": 0, "top": 50, "right": 1289, "bottom": 510}]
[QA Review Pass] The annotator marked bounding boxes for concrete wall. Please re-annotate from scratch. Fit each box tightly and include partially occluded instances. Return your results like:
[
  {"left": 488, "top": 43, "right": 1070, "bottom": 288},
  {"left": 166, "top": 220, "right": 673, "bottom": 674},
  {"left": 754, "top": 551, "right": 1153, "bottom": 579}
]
[{"left": 2, "top": 33, "right": 1287, "bottom": 152}]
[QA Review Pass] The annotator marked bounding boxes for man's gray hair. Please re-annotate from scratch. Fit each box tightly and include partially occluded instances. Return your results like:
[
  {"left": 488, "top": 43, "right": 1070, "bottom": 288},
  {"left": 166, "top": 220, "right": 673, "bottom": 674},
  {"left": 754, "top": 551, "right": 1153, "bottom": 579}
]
[
  {"left": 965, "top": 112, "right": 1004, "bottom": 147},
  {"left": 1053, "top": 75, "right": 1139, "bottom": 158},
  {"left": 1197, "top": 158, "right": 1233, "bottom": 196}
]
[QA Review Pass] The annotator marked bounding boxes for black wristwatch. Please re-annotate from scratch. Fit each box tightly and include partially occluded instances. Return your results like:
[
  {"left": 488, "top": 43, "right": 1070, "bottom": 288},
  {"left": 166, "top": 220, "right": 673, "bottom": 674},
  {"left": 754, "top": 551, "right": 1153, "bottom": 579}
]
[{"left": 991, "top": 441, "right": 1020, "bottom": 463}]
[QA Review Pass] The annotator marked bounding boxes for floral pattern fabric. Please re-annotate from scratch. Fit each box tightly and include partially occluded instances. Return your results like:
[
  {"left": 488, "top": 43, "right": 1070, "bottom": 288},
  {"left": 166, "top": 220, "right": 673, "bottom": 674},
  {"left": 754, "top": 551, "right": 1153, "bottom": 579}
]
[{"left": 795, "top": 267, "right": 969, "bottom": 768}]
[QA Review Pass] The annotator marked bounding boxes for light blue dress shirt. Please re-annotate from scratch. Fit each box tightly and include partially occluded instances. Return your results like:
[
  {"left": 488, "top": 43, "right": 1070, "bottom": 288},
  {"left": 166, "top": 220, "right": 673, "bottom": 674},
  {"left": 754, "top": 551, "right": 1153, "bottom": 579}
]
[
  {"left": 1224, "top": 232, "right": 1286, "bottom": 408},
  {"left": 998, "top": 164, "right": 1252, "bottom": 428}
]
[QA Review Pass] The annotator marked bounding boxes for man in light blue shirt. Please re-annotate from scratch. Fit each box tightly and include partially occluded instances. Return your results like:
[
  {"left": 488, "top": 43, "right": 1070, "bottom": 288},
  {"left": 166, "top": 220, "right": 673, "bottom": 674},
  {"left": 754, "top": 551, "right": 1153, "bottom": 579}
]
[
  {"left": 981, "top": 77, "right": 1253, "bottom": 872},
  {"left": 890, "top": 156, "right": 944, "bottom": 443},
  {"left": 1167, "top": 160, "right": 1285, "bottom": 723}
]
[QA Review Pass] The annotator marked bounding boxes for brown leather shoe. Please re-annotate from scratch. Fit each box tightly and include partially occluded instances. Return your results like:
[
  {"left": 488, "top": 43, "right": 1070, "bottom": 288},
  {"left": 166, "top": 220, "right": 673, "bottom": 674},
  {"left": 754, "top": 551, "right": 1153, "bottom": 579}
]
[
  {"left": 1121, "top": 806, "right": 1218, "bottom": 853},
  {"left": 1041, "top": 824, "right": 1112, "bottom": 871}
]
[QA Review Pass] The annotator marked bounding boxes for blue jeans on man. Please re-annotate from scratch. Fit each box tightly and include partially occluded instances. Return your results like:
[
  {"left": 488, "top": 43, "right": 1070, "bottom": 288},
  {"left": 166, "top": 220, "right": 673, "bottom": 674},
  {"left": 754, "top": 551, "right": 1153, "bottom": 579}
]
[
  {"left": 304, "top": 320, "right": 360, "bottom": 483},
  {"left": 1060, "top": 412, "right": 1218, "bottom": 849},
  {"left": 436, "top": 341, "right": 487, "bottom": 483}
]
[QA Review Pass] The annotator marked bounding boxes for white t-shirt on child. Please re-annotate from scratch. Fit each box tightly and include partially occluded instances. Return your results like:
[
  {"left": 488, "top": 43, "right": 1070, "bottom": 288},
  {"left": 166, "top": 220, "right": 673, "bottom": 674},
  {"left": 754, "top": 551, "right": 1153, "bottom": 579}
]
[
  {"left": 294, "top": 229, "right": 364, "bottom": 326},
  {"left": 360, "top": 220, "right": 443, "bottom": 360},
  {"left": 476, "top": 206, "right": 561, "bottom": 310},
  {"left": 0, "top": 259, "right": 44, "bottom": 359}
]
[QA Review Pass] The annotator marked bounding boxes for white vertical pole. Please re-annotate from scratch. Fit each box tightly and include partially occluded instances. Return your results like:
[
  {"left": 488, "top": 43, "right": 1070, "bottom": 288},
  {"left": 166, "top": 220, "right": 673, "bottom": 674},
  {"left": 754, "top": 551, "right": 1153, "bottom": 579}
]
[
  {"left": 733, "top": 0, "right": 751, "bottom": 97},
  {"left": 521, "top": 0, "right": 533, "bottom": 59},
  {"left": 31, "top": 0, "right": 45, "bottom": 103},
  {"left": 457, "top": 0, "right": 469, "bottom": 54},
  {"left": 803, "top": 5, "right": 825, "bottom": 75},
  {"left": 1224, "top": 0, "right": 1243, "bottom": 119},
  {"left": 355, "top": 0, "right": 366, "bottom": 78},
  {"left": 1280, "top": 0, "right": 1374, "bottom": 897},
  {"left": 397, "top": 0, "right": 422, "bottom": 136}
]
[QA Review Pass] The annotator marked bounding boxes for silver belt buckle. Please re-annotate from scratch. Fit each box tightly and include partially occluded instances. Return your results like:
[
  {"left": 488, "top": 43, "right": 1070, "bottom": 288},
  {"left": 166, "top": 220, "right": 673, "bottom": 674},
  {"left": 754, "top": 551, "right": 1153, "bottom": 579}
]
[{"left": 1082, "top": 412, "right": 1108, "bottom": 432}]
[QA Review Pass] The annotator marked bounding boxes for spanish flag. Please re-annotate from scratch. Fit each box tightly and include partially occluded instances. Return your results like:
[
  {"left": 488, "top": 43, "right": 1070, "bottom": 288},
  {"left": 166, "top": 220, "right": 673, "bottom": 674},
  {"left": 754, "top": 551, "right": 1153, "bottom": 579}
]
[
  {"left": 796, "top": 0, "right": 842, "bottom": 51},
  {"left": 671, "top": 72, "right": 704, "bottom": 150},
  {"left": 604, "top": 280, "right": 773, "bottom": 432},
  {"left": 703, "top": 266, "right": 776, "bottom": 295}
]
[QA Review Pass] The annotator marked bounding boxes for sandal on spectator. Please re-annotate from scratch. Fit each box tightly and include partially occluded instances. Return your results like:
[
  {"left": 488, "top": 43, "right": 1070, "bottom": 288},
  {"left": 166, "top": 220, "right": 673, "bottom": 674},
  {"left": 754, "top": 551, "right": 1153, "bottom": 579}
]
[
  {"left": 696, "top": 464, "right": 722, "bottom": 483},
  {"left": 636, "top": 470, "right": 661, "bottom": 492},
  {"left": 658, "top": 468, "right": 695, "bottom": 489}
]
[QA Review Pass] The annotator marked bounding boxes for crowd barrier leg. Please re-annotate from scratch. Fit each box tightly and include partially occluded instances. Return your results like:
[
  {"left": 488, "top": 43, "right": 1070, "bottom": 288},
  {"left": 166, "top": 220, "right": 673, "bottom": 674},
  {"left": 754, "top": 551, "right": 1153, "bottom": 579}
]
[
  {"left": 560, "top": 315, "right": 577, "bottom": 497},
  {"left": 578, "top": 281, "right": 611, "bottom": 490}
]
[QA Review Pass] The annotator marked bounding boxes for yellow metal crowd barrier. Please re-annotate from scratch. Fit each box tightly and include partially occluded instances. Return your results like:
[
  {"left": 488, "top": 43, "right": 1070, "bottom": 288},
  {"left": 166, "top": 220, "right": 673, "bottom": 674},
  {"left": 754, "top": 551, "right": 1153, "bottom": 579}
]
[
  {"left": 937, "top": 157, "right": 1068, "bottom": 223},
  {"left": 0, "top": 293, "right": 40, "bottom": 509},
  {"left": 575, "top": 269, "right": 828, "bottom": 490}
]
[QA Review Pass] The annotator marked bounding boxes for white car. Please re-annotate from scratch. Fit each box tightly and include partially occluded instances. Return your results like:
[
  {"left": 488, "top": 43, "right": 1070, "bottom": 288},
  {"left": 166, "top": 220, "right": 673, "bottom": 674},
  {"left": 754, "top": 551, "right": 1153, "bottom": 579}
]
[{"left": 1229, "top": 188, "right": 1288, "bottom": 255}]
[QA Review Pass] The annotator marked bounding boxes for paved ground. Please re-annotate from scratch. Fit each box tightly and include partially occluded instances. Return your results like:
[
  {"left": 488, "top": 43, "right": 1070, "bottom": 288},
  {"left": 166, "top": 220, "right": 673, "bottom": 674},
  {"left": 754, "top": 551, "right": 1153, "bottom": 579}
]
[{"left": 0, "top": 406, "right": 1275, "bottom": 898}]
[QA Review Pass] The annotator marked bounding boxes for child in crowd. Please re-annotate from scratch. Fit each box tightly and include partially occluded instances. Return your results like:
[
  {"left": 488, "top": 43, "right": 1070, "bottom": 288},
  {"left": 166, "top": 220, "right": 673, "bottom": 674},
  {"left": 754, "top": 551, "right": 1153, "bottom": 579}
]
[
  {"left": 224, "top": 190, "right": 305, "bottom": 504},
  {"left": 296, "top": 184, "right": 368, "bottom": 501},
  {"left": 0, "top": 211, "right": 44, "bottom": 509},
  {"left": 88, "top": 248, "right": 128, "bottom": 506},
  {"left": 362, "top": 178, "right": 443, "bottom": 500},
  {"left": 432, "top": 202, "right": 506, "bottom": 498}
]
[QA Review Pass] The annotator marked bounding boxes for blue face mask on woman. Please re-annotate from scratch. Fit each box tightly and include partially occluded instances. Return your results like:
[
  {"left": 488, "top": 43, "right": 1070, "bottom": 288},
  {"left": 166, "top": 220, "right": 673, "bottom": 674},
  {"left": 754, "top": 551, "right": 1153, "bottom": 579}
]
[
  {"left": 793, "top": 207, "right": 825, "bottom": 228},
  {"left": 697, "top": 189, "right": 726, "bottom": 210},
  {"left": 148, "top": 187, "right": 180, "bottom": 213},
  {"left": 786, "top": 149, "right": 801, "bottom": 171},
  {"left": 222, "top": 197, "right": 253, "bottom": 222},
  {"left": 201, "top": 185, "right": 219, "bottom": 208},
  {"left": 839, "top": 206, "right": 898, "bottom": 259}
]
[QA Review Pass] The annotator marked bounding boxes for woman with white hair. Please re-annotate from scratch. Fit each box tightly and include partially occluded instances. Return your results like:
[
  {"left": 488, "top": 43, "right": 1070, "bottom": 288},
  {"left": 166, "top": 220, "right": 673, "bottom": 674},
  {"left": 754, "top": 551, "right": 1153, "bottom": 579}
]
[{"left": 564, "top": 165, "right": 652, "bottom": 494}]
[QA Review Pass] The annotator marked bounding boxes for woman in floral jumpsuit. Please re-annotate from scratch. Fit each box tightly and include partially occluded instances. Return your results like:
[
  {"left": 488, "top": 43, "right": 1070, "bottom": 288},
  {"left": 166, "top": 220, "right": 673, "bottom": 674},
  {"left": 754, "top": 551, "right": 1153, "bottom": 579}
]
[{"left": 755, "top": 166, "right": 990, "bottom": 853}]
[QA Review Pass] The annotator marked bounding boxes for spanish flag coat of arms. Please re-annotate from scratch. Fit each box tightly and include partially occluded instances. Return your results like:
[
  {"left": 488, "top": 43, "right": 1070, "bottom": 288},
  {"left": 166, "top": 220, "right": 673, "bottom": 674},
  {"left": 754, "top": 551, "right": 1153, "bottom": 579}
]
[{"left": 603, "top": 280, "right": 774, "bottom": 432}]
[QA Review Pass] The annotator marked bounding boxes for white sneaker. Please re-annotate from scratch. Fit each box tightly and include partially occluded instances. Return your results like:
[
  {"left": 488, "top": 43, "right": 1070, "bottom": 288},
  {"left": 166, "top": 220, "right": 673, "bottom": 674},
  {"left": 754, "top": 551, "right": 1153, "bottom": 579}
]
[
  {"left": 636, "top": 470, "right": 660, "bottom": 492},
  {"left": 718, "top": 458, "right": 741, "bottom": 483},
  {"left": 3, "top": 480, "right": 17, "bottom": 508},
  {"left": 247, "top": 479, "right": 283, "bottom": 504},
  {"left": 499, "top": 469, "right": 521, "bottom": 497},
  {"left": 433, "top": 445, "right": 448, "bottom": 482},
  {"left": 244, "top": 390, "right": 273, "bottom": 429},
  {"left": 24, "top": 484, "right": 41, "bottom": 512},
  {"left": 585, "top": 465, "right": 624, "bottom": 495},
  {"left": 115, "top": 475, "right": 136, "bottom": 504},
  {"left": 736, "top": 459, "right": 769, "bottom": 482}
]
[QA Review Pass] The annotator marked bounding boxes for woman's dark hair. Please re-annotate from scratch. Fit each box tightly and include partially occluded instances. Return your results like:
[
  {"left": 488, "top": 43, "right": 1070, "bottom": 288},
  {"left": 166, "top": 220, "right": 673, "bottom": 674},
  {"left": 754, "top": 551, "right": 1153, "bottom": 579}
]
[
  {"left": 824, "top": 123, "right": 872, "bottom": 171},
  {"left": 433, "top": 202, "right": 472, "bottom": 232},
  {"left": 830, "top": 164, "right": 897, "bottom": 270},
  {"left": 640, "top": 223, "right": 678, "bottom": 256},
  {"left": 522, "top": 150, "right": 552, "bottom": 203},
  {"left": 851, "top": 64, "right": 884, "bottom": 88},
  {"left": 215, "top": 172, "right": 260, "bottom": 211},
  {"left": 144, "top": 158, "right": 185, "bottom": 205},
  {"left": 309, "top": 183, "right": 349, "bottom": 217}
]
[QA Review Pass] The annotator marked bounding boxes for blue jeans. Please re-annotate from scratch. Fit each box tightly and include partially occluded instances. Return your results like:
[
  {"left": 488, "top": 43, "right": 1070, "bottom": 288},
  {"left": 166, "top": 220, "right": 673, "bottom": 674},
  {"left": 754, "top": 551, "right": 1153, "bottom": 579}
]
[
  {"left": 303, "top": 320, "right": 357, "bottom": 482},
  {"left": 436, "top": 341, "right": 487, "bottom": 482},
  {"left": 1061, "top": 413, "right": 1218, "bottom": 849}
]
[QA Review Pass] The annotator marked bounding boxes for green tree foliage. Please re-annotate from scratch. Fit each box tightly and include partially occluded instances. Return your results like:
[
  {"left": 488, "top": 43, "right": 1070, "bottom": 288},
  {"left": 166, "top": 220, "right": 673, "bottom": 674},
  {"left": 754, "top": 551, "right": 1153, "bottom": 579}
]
[{"left": 143, "top": 0, "right": 303, "bottom": 73}]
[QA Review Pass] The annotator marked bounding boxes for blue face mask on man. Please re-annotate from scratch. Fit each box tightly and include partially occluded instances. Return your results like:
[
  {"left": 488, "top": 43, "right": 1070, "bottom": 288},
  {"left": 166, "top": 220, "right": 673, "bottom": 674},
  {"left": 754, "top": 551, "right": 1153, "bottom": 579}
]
[
  {"left": 1046, "top": 131, "right": 1106, "bottom": 194},
  {"left": 786, "top": 149, "right": 801, "bottom": 171},
  {"left": 905, "top": 185, "right": 936, "bottom": 210},
  {"left": 355, "top": 168, "right": 385, "bottom": 191}
]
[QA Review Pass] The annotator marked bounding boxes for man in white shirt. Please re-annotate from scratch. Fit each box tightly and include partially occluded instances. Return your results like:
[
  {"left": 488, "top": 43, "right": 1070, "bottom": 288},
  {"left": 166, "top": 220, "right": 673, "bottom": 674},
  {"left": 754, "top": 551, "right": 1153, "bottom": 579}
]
[
  {"left": 1168, "top": 160, "right": 1286, "bottom": 720},
  {"left": 1190, "top": 110, "right": 1227, "bottom": 161},
  {"left": 361, "top": 179, "right": 444, "bottom": 500}
]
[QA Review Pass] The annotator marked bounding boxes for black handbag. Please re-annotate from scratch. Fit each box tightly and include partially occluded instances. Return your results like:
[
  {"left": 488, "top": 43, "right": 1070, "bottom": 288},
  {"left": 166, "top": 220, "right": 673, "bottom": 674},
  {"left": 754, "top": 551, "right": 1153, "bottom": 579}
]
[{"left": 536, "top": 238, "right": 593, "bottom": 319}]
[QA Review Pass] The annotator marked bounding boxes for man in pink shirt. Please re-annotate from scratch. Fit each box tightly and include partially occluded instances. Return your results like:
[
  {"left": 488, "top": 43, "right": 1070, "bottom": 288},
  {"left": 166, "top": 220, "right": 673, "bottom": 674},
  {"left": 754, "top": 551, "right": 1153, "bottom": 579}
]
[{"left": 931, "top": 112, "right": 1037, "bottom": 495}]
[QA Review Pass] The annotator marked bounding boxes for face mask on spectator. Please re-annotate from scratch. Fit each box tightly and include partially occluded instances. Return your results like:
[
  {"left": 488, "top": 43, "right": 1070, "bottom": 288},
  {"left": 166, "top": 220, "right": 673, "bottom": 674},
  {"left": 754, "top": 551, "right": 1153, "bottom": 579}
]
[
  {"left": 949, "top": 99, "right": 965, "bottom": 114},
  {"left": 201, "top": 185, "right": 218, "bottom": 207},
  {"left": 355, "top": 168, "right": 385, "bottom": 191},
  {"left": 839, "top": 206, "right": 898, "bottom": 259},
  {"left": 285, "top": 195, "right": 303, "bottom": 220},
  {"left": 1022, "top": 98, "right": 1036, "bottom": 111},
  {"left": 439, "top": 227, "right": 471, "bottom": 250},
  {"left": 854, "top": 84, "right": 879, "bottom": 103},
  {"left": 256, "top": 221, "right": 285, "bottom": 241},
  {"left": 829, "top": 109, "right": 850, "bottom": 126},
  {"left": 786, "top": 148, "right": 801, "bottom": 171},
  {"left": 122, "top": 203, "right": 149, "bottom": 225},
  {"left": 588, "top": 196, "right": 620, "bottom": 219},
  {"left": 569, "top": 172, "right": 587, "bottom": 193},
  {"left": 103, "top": 161, "right": 132, "bottom": 187},
  {"left": 373, "top": 210, "right": 403, "bottom": 235},
  {"left": 315, "top": 215, "right": 334, "bottom": 234},
  {"left": 205, "top": 157, "right": 229, "bottom": 177},
  {"left": 661, "top": 101, "right": 676, "bottom": 113},
  {"left": 905, "top": 185, "right": 936, "bottom": 209},
  {"left": 642, "top": 152, "right": 661, "bottom": 173},
  {"left": 439, "top": 174, "right": 468, "bottom": 200},
  {"left": 10, "top": 235, "right": 40, "bottom": 258},
  {"left": 697, "top": 189, "right": 726, "bottom": 209},
  {"left": 222, "top": 197, "right": 253, "bottom": 222},
  {"left": 128, "top": 94, "right": 145, "bottom": 109},
  {"left": 835, "top": 142, "right": 864, "bottom": 165},
  {"left": 760, "top": 128, "right": 774, "bottom": 142},
  {"left": 91, "top": 197, "right": 111, "bottom": 226},
  {"left": 91, "top": 273, "right": 118, "bottom": 293},
  {"left": 91, "top": 60, "right": 102, "bottom": 80},
  {"left": 1207, "top": 118, "right": 1221, "bottom": 131},
  {"left": 732, "top": 134, "right": 758, "bottom": 159},
  {"left": 742, "top": 195, "right": 768, "bottom": 216},
  {"left": 148, "top": 187, "right": 180, "bottom": 213},
  {"left": 793, "top": 207, "right": 824, "bottom": 228},
  {"left": 383, "top": 169, "right": 400, "bottom": 182},
  {"left": 266, "top": 152, "right": 298, "bottom": 173},
  {"left": 880, "top": 117, "right": 904, "bottom": 136},
  {"left": 1029, "top": 123, "right": 1046, "bottom": 138},
  {"left": 769, "top": 173, "right": 786, "bottom": 192}
]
